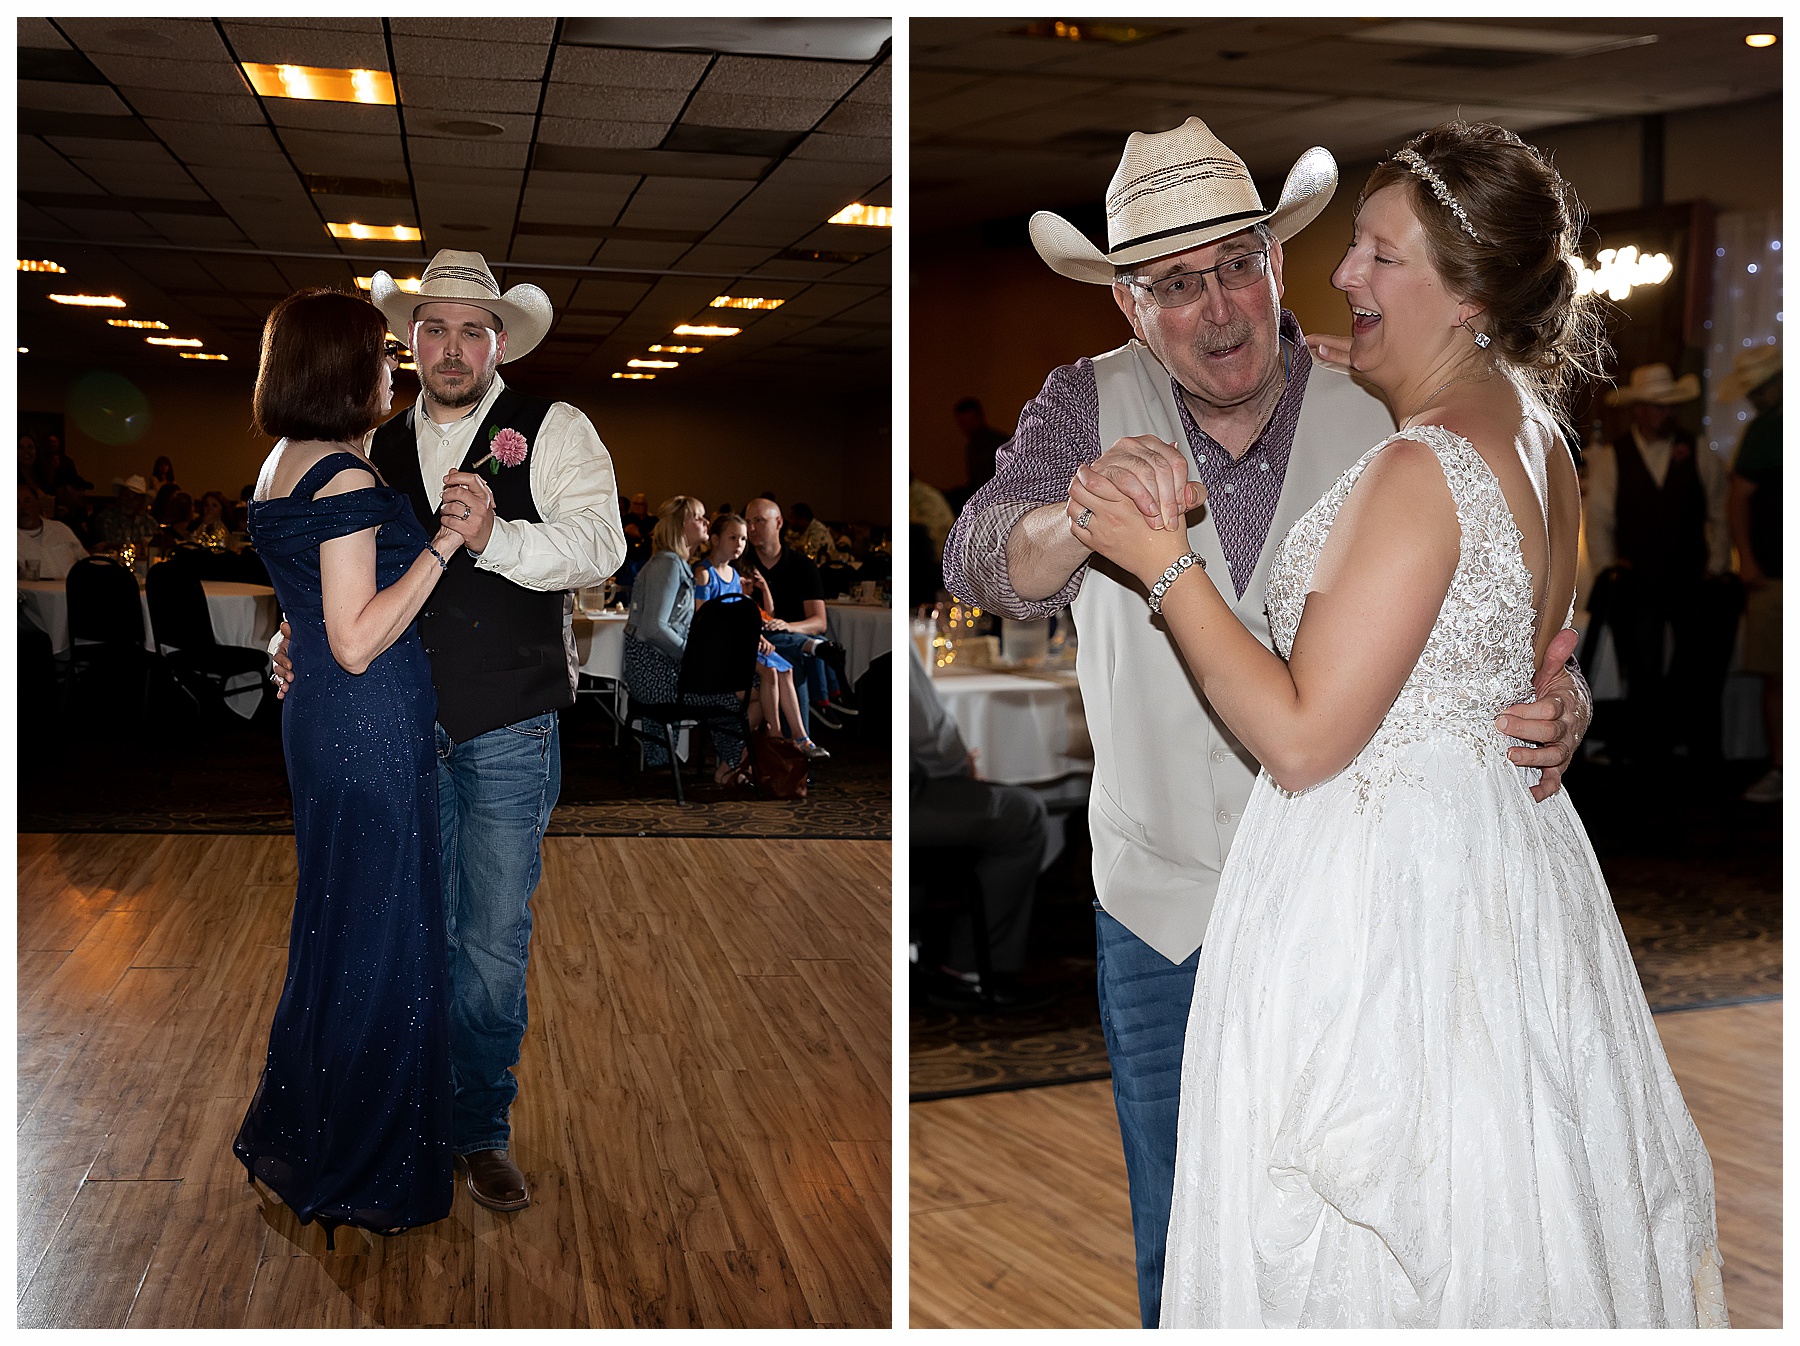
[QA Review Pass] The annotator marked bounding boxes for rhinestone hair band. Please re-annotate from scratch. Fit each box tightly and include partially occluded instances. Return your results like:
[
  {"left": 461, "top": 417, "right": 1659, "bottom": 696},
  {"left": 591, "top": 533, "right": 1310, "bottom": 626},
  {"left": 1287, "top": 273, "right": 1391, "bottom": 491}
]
[{"left": 1395, "top": 148, "right": 1483, "bottom": 243}]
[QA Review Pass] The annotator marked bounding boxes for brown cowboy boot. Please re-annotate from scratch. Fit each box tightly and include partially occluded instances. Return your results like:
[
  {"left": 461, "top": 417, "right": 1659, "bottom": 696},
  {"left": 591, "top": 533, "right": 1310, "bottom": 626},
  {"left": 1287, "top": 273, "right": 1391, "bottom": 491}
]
[{"left": 456, "top": 1148, "right": 529, "bottom": 1211}]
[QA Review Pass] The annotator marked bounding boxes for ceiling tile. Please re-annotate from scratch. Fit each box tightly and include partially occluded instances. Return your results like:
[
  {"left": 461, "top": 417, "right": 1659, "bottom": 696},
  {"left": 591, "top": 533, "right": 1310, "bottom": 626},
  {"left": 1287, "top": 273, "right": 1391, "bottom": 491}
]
[
  {"left": 520, "top": 183, "right": 634, "bottom": 226},
  {"left": 617, "top": 178, "right": 753, "bottom": 232},
  {"left": 817, "top": 99, "right": 888, "bottom": 137},
  {"left": 398, "top": 77, "right": 545, "bottom": 116},
  {"left": 550, "top": 45, "right": 711, "bottom": 90},
  {"left": 406, "top": 110, "right": 536, "bottom": 143},
  {"left": 390, "top": 35, "right": 550, "bottom": 82},
  {"left": 18, "top": 18, "right": 70, "bottom": 48},
  {"left": 508, "top": 235, "right": 602, "bottom": 265},
  {"left": 90, "top": 54, "right": 249, "bottom": 94},
  {"left": 42, "top": 205, "right": 162, "bottom": 238},
  {"left": 220, "top": 20, "right": 390, "bottom": 68},
  {"left": 541, "top": 83, "right": 689, "bottom": 122},
  {"left": 682, "top": 91, "right": 838, "bottom": 132},
  {"left": 266, "top": 100, "right": 403, "bottom": 136},
  {"left": 18, "top": 80, "right": 134, "bottom": 115},
  {"left": 391, "top": 18, "right": 556, "bottom": 44},
  {"left": 275, "top": 128, "right": 409, "bottom": 175},
  {"left": 845, "top": 59, "right": 890, "bottom": 104},
  {"left": 790, "top": 133, "right": 890, "bottom": 165},
  {"left": 145, "top": 119, "right": 285, "bottom": 166},
  {"left": 701, "top": 55, "right": 865, "bottom": 102},
  {"left": 57, "top": 18, "right": 227, "bottom": 57},
  {"left": 125, "top": 88, "right": 266, "bottom": 125},
  {"left": 536, "top": 117, "right": 666, "bottom": 150},
  {"left": 407, "top": 137, "right": 528, "bottom": 170}
]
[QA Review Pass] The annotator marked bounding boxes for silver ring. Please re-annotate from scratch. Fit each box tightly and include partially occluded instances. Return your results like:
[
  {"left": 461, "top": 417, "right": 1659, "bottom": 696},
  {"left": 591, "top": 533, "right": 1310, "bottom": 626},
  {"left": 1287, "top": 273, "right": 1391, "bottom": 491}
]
[
  {"left": 1075, "top": 508, "right": 1094, "bottom": 529},
  {"left": 461, "top": 505, "right": 471, "bottom": 520}
]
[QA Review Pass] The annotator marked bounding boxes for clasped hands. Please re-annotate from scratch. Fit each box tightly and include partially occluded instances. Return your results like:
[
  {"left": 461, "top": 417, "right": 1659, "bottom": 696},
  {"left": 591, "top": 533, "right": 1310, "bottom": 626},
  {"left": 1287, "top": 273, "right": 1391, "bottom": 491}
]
[
  {"left": 1061, "top": 433, "right": 1588, "bottom": 802},
  {"left": 439, "top": 469, "right": 495, "bottom": 553}
]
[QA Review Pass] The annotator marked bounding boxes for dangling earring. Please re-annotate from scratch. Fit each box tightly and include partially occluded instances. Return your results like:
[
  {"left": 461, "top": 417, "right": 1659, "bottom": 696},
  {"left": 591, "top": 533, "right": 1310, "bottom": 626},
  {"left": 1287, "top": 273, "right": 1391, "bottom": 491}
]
[{"left": 1472, "top": 330, "right": 1492, "bottom": 349}]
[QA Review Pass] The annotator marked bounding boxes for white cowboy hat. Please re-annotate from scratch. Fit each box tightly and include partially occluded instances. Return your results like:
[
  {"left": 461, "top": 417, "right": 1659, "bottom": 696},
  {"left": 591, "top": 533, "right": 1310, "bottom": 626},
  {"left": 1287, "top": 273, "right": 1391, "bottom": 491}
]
[
  {"left": 116, "top": 474, "right": 148, "bottom": 495},
  {"left": 369, "top": 249, "right": 552, "bottom": 363},
  {"left": 1029, "top": 116, "right": 1338, "bottom": 285},
  {"left": 1606, "top": 362, "right": 1701, "bottom": 407},
  {"left": 1716, "top": 345, "right": 1781, "bottom": 402}
]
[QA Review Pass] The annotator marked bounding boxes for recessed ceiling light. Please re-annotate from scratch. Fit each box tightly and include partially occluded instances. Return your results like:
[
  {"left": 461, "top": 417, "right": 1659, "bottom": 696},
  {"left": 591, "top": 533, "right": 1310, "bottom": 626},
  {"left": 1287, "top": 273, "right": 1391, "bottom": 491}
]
[
  {"left": 828, "top": 203, "right": 892, "bottom": 228},
  {"left": 628, "top": 358, "right": 679, "bottom": 369},
  {"left": 241, "top": 62, "right": 396, "bottom": 105},
  {"left": 356, "top": 276, "right": 422, "bottom": 293},
  {"left": 49, "top": 293, "right": 127, "bottom": 307},
  {"left": 327, "top": 222, "right": 422, "bottom": 242},
  {"left": 648, "top": 345, "right": 704, "bottom": 354},
  {"left": 180, "top": 352, "right": 229, "bottom": 361},
  {"left": 1013, "top": 19, "right": 1162, "bottom": 43},
  {"left": 17, "top": 259, "right": 66, "bottom": 274},
  {"left": 108, "top": 318, "right": 170, "bottom": 329},
  {"left": 433, "top": 120, "right": 506, "bottom": 138},
  {"left": 146, "top": 336, "right": 204, "bottom": 347},
  {"left": 17, "top": 346, "right": 28, "bottom": 354},
  {"left": 672, "top": 324, "right": 740, "bottom": 337},
  {"left": 612, "top": 371, "right": 656, "bottom": 380},
  {"left": 1745, "top": 33, "right": 1777, "bottom": 47},
  {"left": 710, "top": 295, "right": 785, "bottom": 310}
]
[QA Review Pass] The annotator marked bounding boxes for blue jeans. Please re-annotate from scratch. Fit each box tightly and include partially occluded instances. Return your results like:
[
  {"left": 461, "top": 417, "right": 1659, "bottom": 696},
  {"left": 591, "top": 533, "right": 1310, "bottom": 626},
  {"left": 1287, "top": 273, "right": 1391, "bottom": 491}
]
[
  {"left": 435, "top": 711, "right": 561, "bottom": 1153},
  {"left": 1094, "top": 903, "right": 1201, "bottom": 1328}
]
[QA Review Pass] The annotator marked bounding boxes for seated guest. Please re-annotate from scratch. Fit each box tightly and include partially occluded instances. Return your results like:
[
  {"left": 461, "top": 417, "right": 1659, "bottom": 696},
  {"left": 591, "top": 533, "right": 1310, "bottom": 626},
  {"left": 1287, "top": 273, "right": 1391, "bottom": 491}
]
[
  {"left": 18, "top": 481, "right": 87, "bottom": 579},
  {"left": 743, "top": 497, "right": 851, "bottom": 731},
  {"left": 696, "top": 513, "right": 828, "bottom": 760},
  {"left": 783, "top": 501, "right": 843, "bottom": 564},
  {"left": 910, "top": 643, "right": 1052, "bottom": 1010},
  {"left": 161, "top": 490, "right": 197, "bottom": 541},
  {"left": 92, "top": 475, "right": 159, "bottom": 554},
  {"left": 150, "top": 456, "right": 182, "bottom": 522},
  {"left": 191, "top": 490, "right": 233, "bottom": 550},
  {"left": 622, "top": 496, "right": 750, "bottom": 785}
]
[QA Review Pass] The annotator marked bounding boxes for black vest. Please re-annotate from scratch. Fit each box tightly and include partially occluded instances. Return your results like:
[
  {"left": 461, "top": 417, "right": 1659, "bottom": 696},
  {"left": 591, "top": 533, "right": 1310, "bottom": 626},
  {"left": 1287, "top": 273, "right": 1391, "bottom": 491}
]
[
  {"left": 1613, "top": 433, "right": 1706, "bottom": 584},
  {"left": 371, "top": 388, "right": 571, "bottom": 742}
]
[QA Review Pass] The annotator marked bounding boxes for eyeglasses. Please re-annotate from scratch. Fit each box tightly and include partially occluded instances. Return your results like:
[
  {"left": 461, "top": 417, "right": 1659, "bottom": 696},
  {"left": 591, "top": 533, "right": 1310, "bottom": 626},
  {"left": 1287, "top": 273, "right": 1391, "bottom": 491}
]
[
  {"left": 383, "top": 339, "right": 407, "bottom": 363},
  {"left": 1123, "top": 249, "right": 1270, "bottom": 309}
]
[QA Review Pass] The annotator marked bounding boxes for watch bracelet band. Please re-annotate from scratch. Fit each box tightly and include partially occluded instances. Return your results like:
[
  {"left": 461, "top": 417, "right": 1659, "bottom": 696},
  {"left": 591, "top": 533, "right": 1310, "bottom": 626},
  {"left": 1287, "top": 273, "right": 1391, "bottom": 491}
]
[{"left": 1147, "top": 551, "right": 1205, "bottom": 614}]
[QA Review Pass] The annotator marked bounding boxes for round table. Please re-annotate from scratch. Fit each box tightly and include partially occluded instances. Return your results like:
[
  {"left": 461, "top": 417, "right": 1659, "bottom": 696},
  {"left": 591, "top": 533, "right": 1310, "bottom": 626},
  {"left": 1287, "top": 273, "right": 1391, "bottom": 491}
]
[
  {"left": 930, "top": 667, "right": 1092, "bottom": 786},
  {"left": 824, "top": 600, "right": 892, "bottom": 687},
  {"left": 21, "top": 577, "right": 280, "bottom": 717}
]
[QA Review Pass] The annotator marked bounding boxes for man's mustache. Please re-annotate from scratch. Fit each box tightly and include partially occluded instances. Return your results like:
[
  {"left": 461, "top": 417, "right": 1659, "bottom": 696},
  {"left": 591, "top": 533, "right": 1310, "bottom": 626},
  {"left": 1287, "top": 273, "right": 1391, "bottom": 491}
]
[{"left": 1194, "top": 323, "right": 1253, "bottom": 354}]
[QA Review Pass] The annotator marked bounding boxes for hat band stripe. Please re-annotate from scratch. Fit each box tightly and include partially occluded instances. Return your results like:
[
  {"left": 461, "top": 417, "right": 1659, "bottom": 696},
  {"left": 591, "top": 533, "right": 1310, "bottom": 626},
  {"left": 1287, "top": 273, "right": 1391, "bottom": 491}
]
[
  {"left": 423, "top": 265, "right": 501, "bottom": 295},
  {"left": 1108, "top": 209, "right": 1267, "bottom": 258}
]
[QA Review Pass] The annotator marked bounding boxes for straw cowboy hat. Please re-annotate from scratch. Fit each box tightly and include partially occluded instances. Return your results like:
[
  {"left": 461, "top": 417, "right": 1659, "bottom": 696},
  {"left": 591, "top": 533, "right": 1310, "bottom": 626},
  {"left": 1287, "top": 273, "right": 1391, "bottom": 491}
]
[
  {"left": 369, "top": 249, "right": 552, "bottom": 363},
  {"left": 115, "top": 474, "right": 148, "bottom": 495},
  {"left": 1716, "top": 344, "right": 1782, "bottom": 402},
  {"left": 1605, "top": 362, "right": 1701, "bottom": 407},
  {"left": 1029, "top": 116, "right": 1338, "bottom": 284}
]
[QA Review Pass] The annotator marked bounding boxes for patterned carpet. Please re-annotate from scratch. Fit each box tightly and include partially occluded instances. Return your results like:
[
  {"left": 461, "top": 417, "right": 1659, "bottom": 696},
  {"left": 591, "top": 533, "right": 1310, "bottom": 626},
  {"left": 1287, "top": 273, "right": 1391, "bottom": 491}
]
[
  {"left": 910, "top": 757, "right": 1782, "bottom": 1101},
  {"left": 20, "top": 688, "right": 889, "bottom": 840}
]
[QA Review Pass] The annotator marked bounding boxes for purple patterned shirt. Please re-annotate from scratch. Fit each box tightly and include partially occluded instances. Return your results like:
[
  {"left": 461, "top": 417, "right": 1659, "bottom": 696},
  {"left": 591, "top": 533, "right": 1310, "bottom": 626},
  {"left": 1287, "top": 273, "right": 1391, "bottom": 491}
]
[{"left": 943, "top": 311, "right": 1313, "bottom": 615}]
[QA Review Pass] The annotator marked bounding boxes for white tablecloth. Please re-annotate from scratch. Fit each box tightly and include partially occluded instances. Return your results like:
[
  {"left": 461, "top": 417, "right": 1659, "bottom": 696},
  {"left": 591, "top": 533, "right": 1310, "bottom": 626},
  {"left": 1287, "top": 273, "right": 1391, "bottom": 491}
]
[
  {"left": 21, "top": 577, "right": 279, "bottom": 717},
  {"left": 571, "top": 610, "right": 627, "bottom": 681},
  {"left": 825, "top": 601, "right": 892, "bottom": 687},
  {"left": 932, "top": 668, "right": 1091, "bottom": 785}
]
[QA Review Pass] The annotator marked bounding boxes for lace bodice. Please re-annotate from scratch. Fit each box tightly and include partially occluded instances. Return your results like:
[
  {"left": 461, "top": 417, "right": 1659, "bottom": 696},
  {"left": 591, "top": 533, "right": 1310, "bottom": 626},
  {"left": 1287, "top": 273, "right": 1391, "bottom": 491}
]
[{"left": 1265, "top": 424, "right": 1538, "bottom": 755}]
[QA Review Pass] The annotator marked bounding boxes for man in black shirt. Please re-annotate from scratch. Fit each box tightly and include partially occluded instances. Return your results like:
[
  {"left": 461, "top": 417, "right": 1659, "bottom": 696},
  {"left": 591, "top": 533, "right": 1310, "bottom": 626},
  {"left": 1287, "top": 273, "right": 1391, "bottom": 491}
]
[{"left": 744, "top": 496, "right": 850, "bottom": 730}]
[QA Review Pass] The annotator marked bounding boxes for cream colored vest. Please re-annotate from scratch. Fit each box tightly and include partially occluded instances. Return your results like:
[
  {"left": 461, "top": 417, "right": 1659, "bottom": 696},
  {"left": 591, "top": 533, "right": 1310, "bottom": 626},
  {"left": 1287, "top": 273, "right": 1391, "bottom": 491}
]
[{"left": 1075, "top": 339, "right": 1395, "bottom": 962}]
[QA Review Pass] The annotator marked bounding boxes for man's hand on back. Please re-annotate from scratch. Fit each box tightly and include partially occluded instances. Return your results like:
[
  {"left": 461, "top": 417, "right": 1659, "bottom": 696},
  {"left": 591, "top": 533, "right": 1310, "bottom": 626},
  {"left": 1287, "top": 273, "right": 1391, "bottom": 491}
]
[{"left": 1496, "top": 627, "right": 1591, "bottom": 803}]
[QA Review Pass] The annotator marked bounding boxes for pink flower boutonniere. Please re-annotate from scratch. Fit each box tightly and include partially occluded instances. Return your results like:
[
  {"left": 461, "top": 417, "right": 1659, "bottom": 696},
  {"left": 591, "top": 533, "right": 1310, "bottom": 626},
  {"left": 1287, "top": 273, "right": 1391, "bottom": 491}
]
[{"left": 472, "top": 427, "right": 530, "bottom": 475}]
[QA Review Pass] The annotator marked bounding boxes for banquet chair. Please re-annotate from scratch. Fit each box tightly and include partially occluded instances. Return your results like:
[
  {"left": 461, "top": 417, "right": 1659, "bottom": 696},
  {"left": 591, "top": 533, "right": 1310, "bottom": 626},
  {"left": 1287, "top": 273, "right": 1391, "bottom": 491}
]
[
  {"left": 145, "top": 560, "right": 269, "bottom": 715},
  {"left": 625, "top": 592, "right": 762, "bottom": 804},
  {"left": 65, "top": 554, "right": 160, "bottom": 714}
]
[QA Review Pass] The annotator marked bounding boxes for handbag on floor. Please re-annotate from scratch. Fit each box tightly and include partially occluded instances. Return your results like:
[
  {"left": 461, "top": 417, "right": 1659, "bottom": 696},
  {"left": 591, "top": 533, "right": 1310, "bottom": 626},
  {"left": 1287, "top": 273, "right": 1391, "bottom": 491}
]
[{"left": 750, "top": 733, "right": 809, "bottom": 799}]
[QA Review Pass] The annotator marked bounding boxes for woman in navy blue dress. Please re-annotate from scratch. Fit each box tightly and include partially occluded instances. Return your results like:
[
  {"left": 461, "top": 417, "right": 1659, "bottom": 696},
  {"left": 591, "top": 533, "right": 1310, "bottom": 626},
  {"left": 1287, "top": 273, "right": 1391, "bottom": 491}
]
[{"left": 234, "top": 290, "right": 466, "bottom": 1244}]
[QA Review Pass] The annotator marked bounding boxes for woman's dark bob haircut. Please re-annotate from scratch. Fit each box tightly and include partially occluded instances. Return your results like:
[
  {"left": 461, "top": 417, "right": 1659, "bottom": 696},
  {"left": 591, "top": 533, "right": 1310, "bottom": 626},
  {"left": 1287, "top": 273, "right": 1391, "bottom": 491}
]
[{"left": 253, "top": 288, "right": 389, "bottom": 442}]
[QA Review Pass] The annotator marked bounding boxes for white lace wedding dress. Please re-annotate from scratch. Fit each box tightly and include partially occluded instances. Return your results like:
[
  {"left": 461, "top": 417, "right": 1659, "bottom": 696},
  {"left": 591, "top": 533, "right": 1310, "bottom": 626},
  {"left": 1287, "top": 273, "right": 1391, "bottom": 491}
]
[{"left": 1160, "top": 425, "right": 1728, "bottom": 1328}]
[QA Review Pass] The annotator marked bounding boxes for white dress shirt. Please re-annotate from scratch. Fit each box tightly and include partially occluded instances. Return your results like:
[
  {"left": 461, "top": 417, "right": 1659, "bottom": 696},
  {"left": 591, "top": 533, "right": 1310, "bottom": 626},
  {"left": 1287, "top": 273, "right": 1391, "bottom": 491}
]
[
  {"left": 1583, "top": 426, "right": 1731, "bottom": 575},
  {"left": 18, "top": 519, "right": 87, "bottom": 580},
  {"left": 380, "top": 373, "right": 626, "bottom": 592}
]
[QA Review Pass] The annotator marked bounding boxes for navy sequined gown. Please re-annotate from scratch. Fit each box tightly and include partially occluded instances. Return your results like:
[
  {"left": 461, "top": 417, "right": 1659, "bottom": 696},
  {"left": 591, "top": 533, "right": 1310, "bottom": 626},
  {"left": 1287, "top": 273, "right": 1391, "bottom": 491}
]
[{"left": 234, "top": 451, "right": 453, "bottom": 1236}]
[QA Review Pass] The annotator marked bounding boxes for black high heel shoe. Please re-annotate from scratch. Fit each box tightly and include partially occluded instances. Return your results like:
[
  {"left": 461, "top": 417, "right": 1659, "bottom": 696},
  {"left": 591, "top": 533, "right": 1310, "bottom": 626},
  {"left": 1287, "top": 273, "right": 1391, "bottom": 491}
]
[{"left": 317, "top": 1216, "right": 342, "bottom": 1252}]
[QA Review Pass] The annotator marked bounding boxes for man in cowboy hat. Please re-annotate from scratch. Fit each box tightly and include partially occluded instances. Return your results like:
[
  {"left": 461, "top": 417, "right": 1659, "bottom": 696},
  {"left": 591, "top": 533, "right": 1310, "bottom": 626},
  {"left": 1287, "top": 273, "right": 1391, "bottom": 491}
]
[
  {"left": 940, "top": 116, "right": 1589, "bottom": 1324},
  {"left": 1588, "top": 362, "right": 1736, "bottom": 765},
  {"left": 275, "top": 248, "right": 625, "bottom": 1212},
  {"left": 1721, "top": 345, "right": 1782, "bottom": 801}
]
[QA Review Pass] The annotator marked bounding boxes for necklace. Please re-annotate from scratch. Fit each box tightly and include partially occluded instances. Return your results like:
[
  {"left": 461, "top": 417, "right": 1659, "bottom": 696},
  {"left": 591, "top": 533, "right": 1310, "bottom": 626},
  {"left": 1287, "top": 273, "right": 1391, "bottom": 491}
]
[{"left": 1401, "top": 374, "right": 1464, "bottom": 430}]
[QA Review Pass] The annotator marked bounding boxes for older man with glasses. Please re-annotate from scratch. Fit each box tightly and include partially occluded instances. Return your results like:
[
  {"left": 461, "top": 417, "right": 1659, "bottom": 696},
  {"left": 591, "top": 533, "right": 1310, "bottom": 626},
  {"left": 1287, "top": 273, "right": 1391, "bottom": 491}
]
[{"left": 941, "top": 117, "right": 1590, "bottom": 1326}]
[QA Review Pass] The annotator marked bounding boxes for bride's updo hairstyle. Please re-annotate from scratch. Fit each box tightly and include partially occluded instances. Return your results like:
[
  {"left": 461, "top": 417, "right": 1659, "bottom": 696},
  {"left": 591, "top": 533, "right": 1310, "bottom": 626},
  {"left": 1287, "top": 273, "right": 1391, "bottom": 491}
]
[{"left": 1362, "top": 122, "right": 1609, "bottom": 413}]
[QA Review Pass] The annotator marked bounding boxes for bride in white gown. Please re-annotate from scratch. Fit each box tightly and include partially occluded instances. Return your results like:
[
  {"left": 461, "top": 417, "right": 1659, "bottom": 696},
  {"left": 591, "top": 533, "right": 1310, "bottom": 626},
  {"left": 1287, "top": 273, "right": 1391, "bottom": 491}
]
[{"left": 1067, "top": 123, "right": 1726, "bottom": 1329}]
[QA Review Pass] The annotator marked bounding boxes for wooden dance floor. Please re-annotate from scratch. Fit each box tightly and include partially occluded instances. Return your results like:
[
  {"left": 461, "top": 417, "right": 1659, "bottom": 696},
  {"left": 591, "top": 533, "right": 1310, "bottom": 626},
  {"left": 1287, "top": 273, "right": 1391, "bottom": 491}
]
[
  {"left": 912, "top": 1000, "right": 1781, "bottom": 1328},
  {"left": 19, "top": 832, "right": 891, "bottom": 1328}
]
